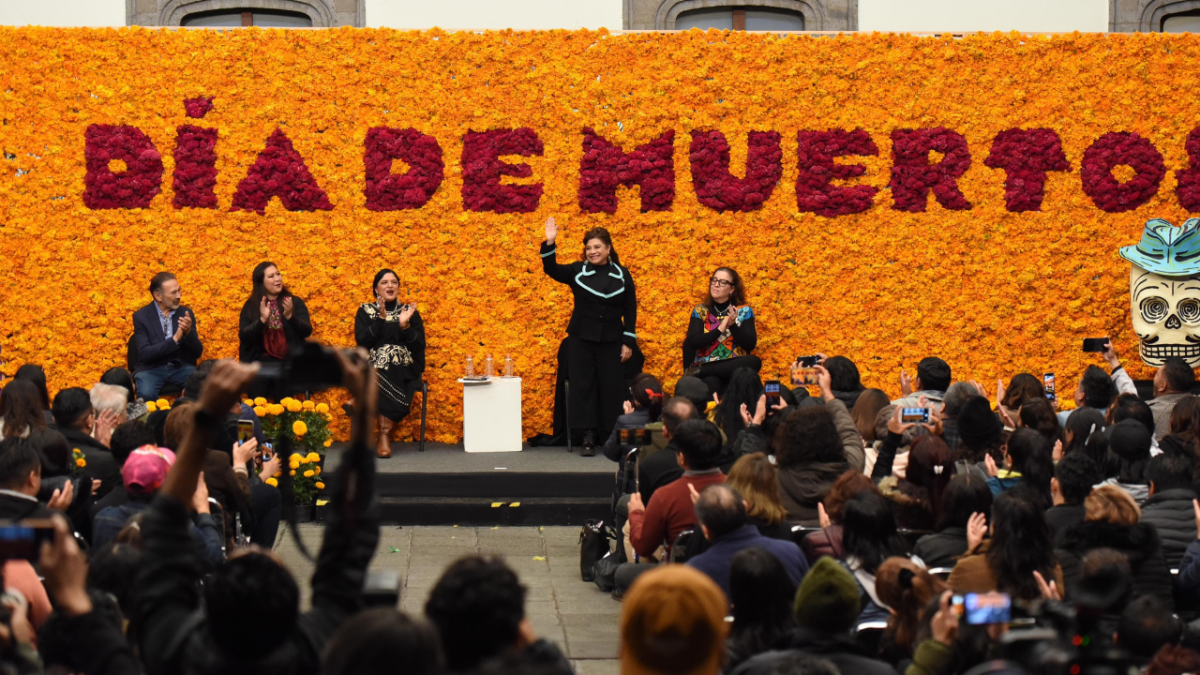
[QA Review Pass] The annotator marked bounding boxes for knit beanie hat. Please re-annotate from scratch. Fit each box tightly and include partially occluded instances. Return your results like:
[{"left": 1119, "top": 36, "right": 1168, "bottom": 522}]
[
  {"left": 673, "top": 377, "right": 711, "bottom": 413},
  {"left": 957, "top": 396, "right": 1002, "bottom": 450},
  {"left": 620, "top": 566, "right": 727, "bottom": 675},
  {"left": 793, "top": 557, "right": 861, "bottom": 634},
  {"left": 1108, "top": 418, "right": 1152, "bottom": 462}
]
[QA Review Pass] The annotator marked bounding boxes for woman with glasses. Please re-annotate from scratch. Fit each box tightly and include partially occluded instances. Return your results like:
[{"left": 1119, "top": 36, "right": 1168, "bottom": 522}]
[{"left": 683, "top": 267, "right": 760, "bottom": 397}]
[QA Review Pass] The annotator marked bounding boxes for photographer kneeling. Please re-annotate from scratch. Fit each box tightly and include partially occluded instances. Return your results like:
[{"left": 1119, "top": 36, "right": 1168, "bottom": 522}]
[{"left": 132, "top": 352, "right": 381, "bottom": 675}]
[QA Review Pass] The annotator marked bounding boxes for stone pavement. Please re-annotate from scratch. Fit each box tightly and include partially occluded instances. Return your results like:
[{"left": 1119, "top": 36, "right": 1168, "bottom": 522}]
[{"left": 274, "top": 523, "right": 621, "bottom": 675}]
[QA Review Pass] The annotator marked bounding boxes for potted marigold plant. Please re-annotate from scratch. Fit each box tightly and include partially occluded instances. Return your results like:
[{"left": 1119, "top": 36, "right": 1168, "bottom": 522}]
[{"left": 248, "top": 396, "right": 333, "bottom": 521}]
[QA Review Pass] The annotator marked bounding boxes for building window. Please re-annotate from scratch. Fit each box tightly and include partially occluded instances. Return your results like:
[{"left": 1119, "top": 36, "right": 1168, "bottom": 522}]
[
  {"left": 181, "top": 8, "right": 313, "bottom": 27},
  {"left": 1163, "top": 10, "right": 1200, "bottom": 31},
  {"left": 675, "top": 6, "right": 805, "bottom": 31}
]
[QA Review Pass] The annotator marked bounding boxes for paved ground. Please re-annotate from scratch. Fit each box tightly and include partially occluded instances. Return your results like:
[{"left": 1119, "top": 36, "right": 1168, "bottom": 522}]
[{"left": 275, "top": 523, "right": 621, "bottom": 675}]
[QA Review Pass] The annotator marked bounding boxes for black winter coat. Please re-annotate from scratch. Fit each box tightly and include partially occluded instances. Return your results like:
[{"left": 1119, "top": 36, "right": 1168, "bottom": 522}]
[
  {"left": 729, "top": 631, "right": 899, "bottom": 675},
  {"left": 1140, "top": 487, "right": 1199, "bottom": 570},
  {"left": 238, "top": 295, "right": 313, "bottom": 363},
  {"left": 1055, "top": 520, "right": 1174, "bottom": 609},
  {"left": 912, "top": 526, "right": 969, "bottom": 570},
  {"left": 540, "top": 242, "right": 637, "bottom": 347}
]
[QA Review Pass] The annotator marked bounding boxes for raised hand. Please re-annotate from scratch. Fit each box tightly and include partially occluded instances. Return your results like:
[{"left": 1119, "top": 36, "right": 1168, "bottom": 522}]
[
  {"left": 997, "top": 404, "right": 1017, "bottom": 430},
  {"left": 717, "top": 313, "right": 734, "bottom": 333},
  {"left": 688, "top": 483, "right": 701, "bottom": 505},
  {"left": 887, "top": 405, "right": 917, "bottom": 436},
  {"left": 93, "top": 409, "right": 119, "bottom": 447},
  {"left": 628, "top": 492, "right": 645, "bottom": 515},
  {"left": 192, "top": 472, "right": 210, "bottom": 514},
  {"left": 198, "top": 360, "right": 261, "bottom": 419},
  {"left": 1052, "top": 439, "right": 1064, "bottom": 462},
  {"left": 752, "top": 394, "right": 769, "bottom": 425},
  {"left": 47, "top": 479, "right": 74, "bottom": 512},
  {"left": 544, "top": 216, "right": 558, "bottom": 245},
  {"left": 966, "top": 511, "right": 988, "bottom": 553},
  {"left": 970, "top": 379, "right": 988, "bottom": 398},
  {"left": 1034, "top": 570, "right": 1061, "bottom": 601},
  {"left": 922, "top": 404, "right": 945, "bottom": 437},
  {"left": 40, "top": 515, "right": 92, "bottom": 617},
  {"left": 815, "top": 364, "right": 834, "bottom": 401},
  {"left": 818, "top": 502, "right": 832, "bottom": 529},
  {"left": 233, "top": 438, "right": 259, "bottom": 467},
  {"left": 282, "top": 296, "right": 294, "bottom": 320},
  {"left": 377, "top": 294, "right": 388, "bottom": 316},
  {"left": 260, "top": 456, "right": 281, "bottom": 479},
  {"left": 260, "top": 296, "right": 271, "bottom": 323},
  {"left": 1102, "top": 341, "right": 1120, "bottom": 369},
  {"left": 996, "top": 378, "right": 1006, "bottom": 406},
  {"left": 399, "top": 303, "right": 417, "bottom": 329},
  {"left": 900, "top": 369, "right": 913, "bottom": 396},
  {"left": 985, "top": 453, "right": 1000, "bottom": 478},
  {"left": 624, "top": 400, "right": 636, "bottom": 416},
  {"left": 931, "top": 592, "right": 960, "bottom": 647}
]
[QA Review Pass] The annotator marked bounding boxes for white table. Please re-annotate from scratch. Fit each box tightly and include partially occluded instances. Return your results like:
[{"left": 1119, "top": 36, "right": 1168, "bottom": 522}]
[{"left": 458, "top": 377, "right": 523, "bottom": 453}]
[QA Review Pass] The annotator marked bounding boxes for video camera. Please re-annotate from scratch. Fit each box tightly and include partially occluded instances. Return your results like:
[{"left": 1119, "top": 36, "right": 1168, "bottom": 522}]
[{"left": 252, "top": 341, "right": 351, "bottom": 400}]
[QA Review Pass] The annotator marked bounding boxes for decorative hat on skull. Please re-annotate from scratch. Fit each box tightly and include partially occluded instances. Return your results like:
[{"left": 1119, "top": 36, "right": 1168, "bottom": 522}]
[{"left": 1119, "top": 218, "right": 1200, "bottom": 366}]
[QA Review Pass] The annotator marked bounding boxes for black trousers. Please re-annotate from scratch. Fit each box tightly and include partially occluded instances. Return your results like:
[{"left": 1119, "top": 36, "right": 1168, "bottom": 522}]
[
  {"left": 695, "top": 354, "right": 763, "bottom": 398},
  {"left": 565, "top": 336, "right": 624, "bottom": 435}
]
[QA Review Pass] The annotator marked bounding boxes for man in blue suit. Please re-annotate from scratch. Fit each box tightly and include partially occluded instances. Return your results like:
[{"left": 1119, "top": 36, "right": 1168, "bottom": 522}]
[{"left": 132, "top": 272, "right": 203, "bottom": 400}]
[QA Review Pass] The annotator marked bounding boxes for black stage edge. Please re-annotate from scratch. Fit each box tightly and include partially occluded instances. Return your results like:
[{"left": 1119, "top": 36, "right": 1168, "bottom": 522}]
[{"left": 319, "top": 443, "right": 613, "bottom": 526}]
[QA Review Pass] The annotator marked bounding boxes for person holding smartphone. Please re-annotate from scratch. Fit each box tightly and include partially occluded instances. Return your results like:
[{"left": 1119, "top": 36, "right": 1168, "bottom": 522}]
[
  {"left": 355, "top": 268, "right": 425, "bottom": 458},
  {"left": 682, "top": 267, "right": 760, "bottom": 398},
  {"left": 238, "top": 261, "right": 313, "bottom": 397},
  {"left": 539, "top": 217, "right": 638, "bottom": 457}
]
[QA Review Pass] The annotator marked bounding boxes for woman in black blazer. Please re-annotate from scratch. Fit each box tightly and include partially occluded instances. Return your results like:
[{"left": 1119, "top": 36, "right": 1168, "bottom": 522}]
[
  {"left": 540, "top": 216, "right": 638, "bottom": 456},
  {"left": 238, "top": 261, "right": 313, "bottom": 390}
]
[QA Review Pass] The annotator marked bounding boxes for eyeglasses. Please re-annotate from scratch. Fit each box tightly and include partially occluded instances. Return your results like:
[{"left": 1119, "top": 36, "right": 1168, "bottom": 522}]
[{"left": 709, "top": 278, "right": 733, "bottom": 288}]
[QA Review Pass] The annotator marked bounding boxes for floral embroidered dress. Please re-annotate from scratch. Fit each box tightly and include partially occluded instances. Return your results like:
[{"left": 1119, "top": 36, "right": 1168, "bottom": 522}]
[
  {"left": 355, "top": 301, "right": 426, "bottom": 422},
  {"left": 683, "top": 302, "right": 757, "bottom": 369}
]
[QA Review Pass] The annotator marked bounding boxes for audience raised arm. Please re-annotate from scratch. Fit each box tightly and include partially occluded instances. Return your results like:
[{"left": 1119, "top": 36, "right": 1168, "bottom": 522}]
[{"left": 134, "top": 352, "right": 381, "bottom": 674}]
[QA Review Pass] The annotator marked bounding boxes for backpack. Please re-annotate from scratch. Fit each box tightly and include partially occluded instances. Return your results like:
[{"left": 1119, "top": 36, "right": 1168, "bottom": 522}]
[{"left": 579, "top": 519, "right": 613, "bottom": 582}]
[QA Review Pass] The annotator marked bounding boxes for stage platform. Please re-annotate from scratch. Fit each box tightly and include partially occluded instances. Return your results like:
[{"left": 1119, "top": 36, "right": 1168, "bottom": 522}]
[{"left": 321, "top": 443, "right": 615, "bottom": 526}]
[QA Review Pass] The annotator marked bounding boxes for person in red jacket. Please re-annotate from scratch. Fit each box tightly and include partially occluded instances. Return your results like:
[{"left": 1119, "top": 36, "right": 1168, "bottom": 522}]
[{"left": 628, "top": 419, "right": 727, "bottom": 561}]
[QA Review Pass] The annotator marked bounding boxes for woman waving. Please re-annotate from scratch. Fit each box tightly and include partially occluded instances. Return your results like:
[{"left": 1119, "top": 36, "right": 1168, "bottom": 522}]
[{"left": 540, "top": 216, "right": 638, "bottom": 456}]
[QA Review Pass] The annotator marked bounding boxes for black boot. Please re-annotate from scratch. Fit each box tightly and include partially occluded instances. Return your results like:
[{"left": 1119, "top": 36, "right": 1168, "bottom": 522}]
[{"left": 581, "top": 430, "right": 596, "bottom": 457}]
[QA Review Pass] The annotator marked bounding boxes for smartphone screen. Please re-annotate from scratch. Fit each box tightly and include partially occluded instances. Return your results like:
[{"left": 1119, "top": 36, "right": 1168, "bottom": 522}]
[
  {"left": 237, "top": 420, "right": 254, "bottom": 443},
  {"left": 765, "top": 380, "right": 781, "bottom": 399},
  {"left": 1043, "top": 373, "right": 1056, "bottom": 401},
  {"left": 901, "top": 407, "right": 930, "bottom": 424},
  {"left": 1082, "top": 338, "right": 1109, "bottom": 353},
  {"left": 963, "top": 592, "right": 1011, "bottom": 625},
  {"left": 0, "top": 520, "right": 55, "bottom": 563},
  {"left": 261, "top": 441, "right": 274, "bottom": 463}
]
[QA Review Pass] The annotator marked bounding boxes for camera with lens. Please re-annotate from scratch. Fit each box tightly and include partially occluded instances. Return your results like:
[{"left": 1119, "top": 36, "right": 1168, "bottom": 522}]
[{"left": 251, "top": 341, "right": 352, "bottom": 400}]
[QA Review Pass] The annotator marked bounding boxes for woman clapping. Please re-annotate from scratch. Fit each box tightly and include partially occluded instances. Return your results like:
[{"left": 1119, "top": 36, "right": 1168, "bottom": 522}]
[
  {"left": 238, "top": 262, "right": 313, "bottom": 387},
  {"left": 355, "top": 269, "right": 426, "bottom": 458}
]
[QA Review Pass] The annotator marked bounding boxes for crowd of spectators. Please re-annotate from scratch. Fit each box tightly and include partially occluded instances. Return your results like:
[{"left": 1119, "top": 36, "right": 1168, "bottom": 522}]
[{"left": 5, "top": 336, "right": 1200, "bottom": 675}]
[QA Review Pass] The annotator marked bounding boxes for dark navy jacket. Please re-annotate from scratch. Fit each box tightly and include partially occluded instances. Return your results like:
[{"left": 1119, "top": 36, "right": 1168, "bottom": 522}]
[
  {"left": 687, "top": 524, "right": 809, "bottom": 602},
  {"left": 132, "top": 302, "right": 203, "bottom": 372},
  {"left": 540, "top": 242, "right": 637, "bottom": 348}
]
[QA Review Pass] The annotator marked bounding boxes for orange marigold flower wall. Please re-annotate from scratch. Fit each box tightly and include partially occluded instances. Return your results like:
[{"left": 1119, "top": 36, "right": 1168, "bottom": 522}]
[{"left": 0, "top": 28, "right": 1194, "bottom": 441}]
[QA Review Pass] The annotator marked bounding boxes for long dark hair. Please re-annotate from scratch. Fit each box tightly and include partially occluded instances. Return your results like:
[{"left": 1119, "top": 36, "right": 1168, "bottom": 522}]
[
  {"left": 717, "top": 367, "right": 763, "bottom": 440},
  {"left": 1065, "top": 407, "right": 1106, "bottom": 456},
  {"left": 904, "top": 435, "right": 954, "bottom": 525},
  {"left": 0, "top": 381, "right": 47, "bottom": 439},
  {"left": 937, "top": 473, "right": 993, "bottom": 531},
  {"left": 1002, "top": 374, "right": 1045, "bottom": 410},
  {"left": 581, "top": 228, "right": 619, "bottom": 265},
  {"left": 986, "top": 489, "right": 1057, "bottom": 601},
  {"left": 629, "top": 373, "right": 664, "bottom": 423},
  {"left": 247, "top": 261, "right": 292, "bottom": 311},
  {"left": 1019, "top": 397, "right": 1062, "bottom": 446},
  {"left": 841, "top": 491, "right": 909, "bottom": 574},
  {"left": 12, "top": 365, "right": 50, "bottom": 410},
  {"left": 1005, "top": 428, "right": 1054, "bottom": 509},
  {"left": 728, "top": 548, "right": 797, "bottom": 662},
  {"left": 703, "top": 266, "right": 746, "bottom": 311}
]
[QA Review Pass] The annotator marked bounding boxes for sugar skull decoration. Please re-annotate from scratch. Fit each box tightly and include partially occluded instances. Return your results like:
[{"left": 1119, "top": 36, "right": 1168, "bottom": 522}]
[{"left": 1118, "top": 218, "right": 1200, "bottom": 367}]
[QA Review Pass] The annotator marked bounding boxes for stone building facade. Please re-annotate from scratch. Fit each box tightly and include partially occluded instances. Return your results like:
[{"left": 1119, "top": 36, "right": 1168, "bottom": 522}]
[{"left": 127, "top": 0, "right": 361, "bottom": 26}]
